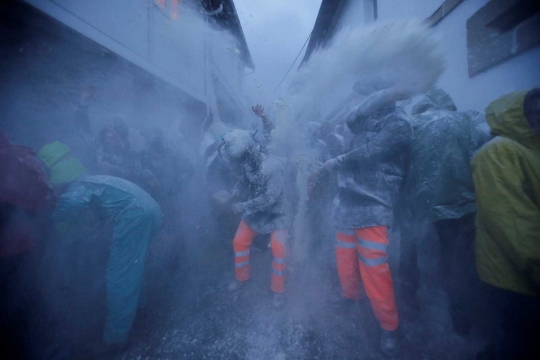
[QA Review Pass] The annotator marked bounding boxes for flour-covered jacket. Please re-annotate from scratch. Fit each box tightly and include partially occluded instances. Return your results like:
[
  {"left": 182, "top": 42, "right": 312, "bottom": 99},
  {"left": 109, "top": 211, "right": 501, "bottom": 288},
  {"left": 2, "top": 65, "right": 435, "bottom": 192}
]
[
  {"left": 234, "top": 156, "right": 291, "bottom": 234},
  {"left": 332, "top": 105, "right": 412, "bottom": 229},
  {"left": 399, "top": 89, "right": 489, "bottom": 224}
]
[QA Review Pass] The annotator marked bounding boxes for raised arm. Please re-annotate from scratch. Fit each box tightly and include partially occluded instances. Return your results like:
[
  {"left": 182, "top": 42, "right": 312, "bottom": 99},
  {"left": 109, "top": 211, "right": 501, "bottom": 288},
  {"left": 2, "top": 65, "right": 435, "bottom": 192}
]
[
  {"left": 325, "top": 116, "right": 411, "bottom": 171},
  {"left": 252, "top": 104, "right": 275, "bottom": 154}
]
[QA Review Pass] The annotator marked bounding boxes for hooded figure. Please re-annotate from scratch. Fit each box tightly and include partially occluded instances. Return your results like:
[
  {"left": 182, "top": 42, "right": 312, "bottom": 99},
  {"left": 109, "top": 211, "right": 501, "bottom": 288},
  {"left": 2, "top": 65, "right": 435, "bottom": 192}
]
[
  {"left": 96, "top": 119, "right": 142, "bottom": 185},
  {"left": 221, "top": 128, "right": 291, "bottom": 309},
  {"left": 398, "top": 87, "right": 490, "bottom": 336},
  {"left": 38, "top": 143, "right": 162, "bottom": 354},
  {"left": 1, "top": 133, "right": 55, "bottom": 360},
  {"left": 1, "top": 132, "right": 55, "bottom": 213},
  {"left": 324, "top": 86, "right": 412, "bottom": 356},
  {"left": 140, "top": 127, "right": 194, "bottom": 203},
  {"left": 472, "top": 89, "right": 540, "bottom": 360},
  {"left": 139, "top": 127, "right": 193, "bottom": 272},
  {"left": 38, "top": 141, "right": 88, "bottom": 188}
]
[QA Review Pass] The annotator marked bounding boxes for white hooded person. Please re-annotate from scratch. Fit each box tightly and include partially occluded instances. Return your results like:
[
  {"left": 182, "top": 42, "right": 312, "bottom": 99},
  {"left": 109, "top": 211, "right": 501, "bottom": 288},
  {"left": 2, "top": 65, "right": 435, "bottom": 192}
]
[{"left": 217, "top": 125, "right": 292, "bottom": 310}]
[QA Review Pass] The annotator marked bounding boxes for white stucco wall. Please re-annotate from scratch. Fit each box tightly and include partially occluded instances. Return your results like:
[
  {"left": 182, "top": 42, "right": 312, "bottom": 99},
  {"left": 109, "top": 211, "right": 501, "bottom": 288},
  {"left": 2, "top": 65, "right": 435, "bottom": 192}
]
[
  {"left": 378, "top": 0, "right": 440, "bottom": 22},
  {"left": 25, "top": 0, "right": 208, "bottom": 102},
  {"left": 209, "top": 30, "right": 246, "bottom": 109},
  {"left": 378, "top": 0, "right": 540, "bottom": 112}
]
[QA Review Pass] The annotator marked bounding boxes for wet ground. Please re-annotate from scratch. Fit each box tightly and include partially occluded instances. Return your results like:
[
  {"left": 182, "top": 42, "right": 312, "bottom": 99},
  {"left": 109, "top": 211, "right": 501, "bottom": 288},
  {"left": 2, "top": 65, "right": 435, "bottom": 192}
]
[{"left": 105, "top": 225, "right": 483, "bottom": 360}]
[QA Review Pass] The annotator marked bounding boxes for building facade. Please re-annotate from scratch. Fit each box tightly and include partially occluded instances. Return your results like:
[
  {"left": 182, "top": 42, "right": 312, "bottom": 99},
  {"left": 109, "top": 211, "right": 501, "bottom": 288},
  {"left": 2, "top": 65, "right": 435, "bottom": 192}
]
[
  {"left": 302, "top": 0, "right": 539, "bottom": 113},
  {"left": 0, "top": 0, "right": 253, "bottom": 148}
]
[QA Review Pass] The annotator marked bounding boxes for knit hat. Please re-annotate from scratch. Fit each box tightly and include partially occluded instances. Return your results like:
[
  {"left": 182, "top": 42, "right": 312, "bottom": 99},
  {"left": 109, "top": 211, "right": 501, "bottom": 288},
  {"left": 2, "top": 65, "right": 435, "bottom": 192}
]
[{"left": 38, "top": 141, "right": 87, "bottom": 185}]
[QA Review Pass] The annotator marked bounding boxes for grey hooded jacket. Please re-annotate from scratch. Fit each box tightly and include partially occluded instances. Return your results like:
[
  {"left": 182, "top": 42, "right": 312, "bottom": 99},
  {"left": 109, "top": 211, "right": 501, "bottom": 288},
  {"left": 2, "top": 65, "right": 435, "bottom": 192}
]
[
  {"left": 332, "top": 105, "right": 412, "bottom": 229},
  {"left": 400, "top": 88, "right": 489, "bottom": 223}
]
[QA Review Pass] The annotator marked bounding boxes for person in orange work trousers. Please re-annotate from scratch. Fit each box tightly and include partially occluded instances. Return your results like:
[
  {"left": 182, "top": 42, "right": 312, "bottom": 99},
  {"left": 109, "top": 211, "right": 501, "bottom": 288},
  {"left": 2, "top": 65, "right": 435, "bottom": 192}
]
[
  {"left": 324, "top": 83, "right": 412, "bottom": 356},
  {"left": 216, "top": 106, "right": 291, "bottom": 310}
]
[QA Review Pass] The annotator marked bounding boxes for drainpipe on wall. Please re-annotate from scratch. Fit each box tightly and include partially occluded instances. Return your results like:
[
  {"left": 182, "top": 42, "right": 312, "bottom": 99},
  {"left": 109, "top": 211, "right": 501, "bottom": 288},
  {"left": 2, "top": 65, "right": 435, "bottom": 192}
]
[{"left": 200, "top": 3, "right": 222, "bottom": 138}]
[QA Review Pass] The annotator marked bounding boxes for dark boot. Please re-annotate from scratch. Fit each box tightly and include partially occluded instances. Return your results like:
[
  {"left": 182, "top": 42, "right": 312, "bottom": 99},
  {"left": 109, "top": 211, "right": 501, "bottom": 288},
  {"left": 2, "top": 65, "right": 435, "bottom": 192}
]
[
  {"left": 399, "top": 283, "right": 421, "bottom": 323},
  {"left": 449, "top": 307, "right": 472, "bottom": 337},
  {"left": 228, "top": 279, "right": 248, "bottom": 292},
  {"left": 92, "top": 341, "right": 129, "bottom": 357},
  {"left": 380, "top": 330, "right": 399, "bottom": 357},
  {"left": 272, "top": 293, "right": 286, "bottom": 310}
]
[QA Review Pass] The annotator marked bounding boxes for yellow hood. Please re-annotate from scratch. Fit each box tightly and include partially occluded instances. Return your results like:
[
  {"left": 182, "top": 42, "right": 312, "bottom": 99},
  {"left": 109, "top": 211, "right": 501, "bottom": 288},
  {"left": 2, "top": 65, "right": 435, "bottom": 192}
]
[{"left": 486, "top": 90, "right": 540, "bottom": 150}]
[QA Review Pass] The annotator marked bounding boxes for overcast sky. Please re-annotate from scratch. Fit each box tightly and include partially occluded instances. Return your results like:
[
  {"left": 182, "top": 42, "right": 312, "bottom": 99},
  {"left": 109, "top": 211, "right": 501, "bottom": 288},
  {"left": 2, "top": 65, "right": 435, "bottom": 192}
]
[{"left": 234, "top": 0, "right": 322, "bottom": 104}]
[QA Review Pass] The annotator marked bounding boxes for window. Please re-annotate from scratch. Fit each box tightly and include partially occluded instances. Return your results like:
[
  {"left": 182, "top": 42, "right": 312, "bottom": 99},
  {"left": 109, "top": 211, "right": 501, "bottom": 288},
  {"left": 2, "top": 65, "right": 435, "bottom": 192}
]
[
  {"left": 154, "top": 0, "right": 182, "bottom": 20},
  {"left": 424, "top": 0, "right": 464, "bottom": 27},
  {"left": 467, "top": 0, "right": 540, "bottom": 76}
]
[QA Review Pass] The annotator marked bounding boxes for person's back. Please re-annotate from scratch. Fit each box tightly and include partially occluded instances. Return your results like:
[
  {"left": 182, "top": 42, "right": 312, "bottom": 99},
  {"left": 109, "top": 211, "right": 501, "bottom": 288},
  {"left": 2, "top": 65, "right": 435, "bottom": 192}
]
[
  {"left": 0, "top": 131, "right": 54, "bottom": 213},
  {"left": 402, "top": 89, "right": 478, "bottom": 223},
  {"left": 324, "top": 96, "right": 412, "bottom": 356},
  {"left": 399, "top": 88, "right": 489, "bottom": 336},
  {"left": 472, "top": 88, "right": 540, "bottom": 359},
  {"left": 54, "top": 174, "right": 161, "bottom": 354},
  {"left": 333, "top": 104, "right": 411, "bottom": 229},
  {"left": 56, "top": 175, "right": 159, "bottom": 222},
  {"left": 38, "top": 141, "right": 162, "bottom": 355},
  {"left": 0, "top": 132, "right": 54, "bottom": 360}
]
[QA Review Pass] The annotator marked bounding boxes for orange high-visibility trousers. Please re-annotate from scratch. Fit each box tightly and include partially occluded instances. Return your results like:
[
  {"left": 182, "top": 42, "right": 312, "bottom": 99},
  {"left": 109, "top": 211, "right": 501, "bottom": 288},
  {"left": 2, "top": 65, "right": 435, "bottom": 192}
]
[
  {"left": 233, "top": 221, "right": 288, "bottom": 293},
  {"left": 335, "top": 226, "right": 399, "bottom": 331}
]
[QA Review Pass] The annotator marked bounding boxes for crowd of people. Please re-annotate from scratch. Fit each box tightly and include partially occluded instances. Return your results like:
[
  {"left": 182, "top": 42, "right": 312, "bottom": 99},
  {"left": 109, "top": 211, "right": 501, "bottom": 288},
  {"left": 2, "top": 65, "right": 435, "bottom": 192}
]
[{"left": 0, "top": 84, "right": 539, "bottom": 360}]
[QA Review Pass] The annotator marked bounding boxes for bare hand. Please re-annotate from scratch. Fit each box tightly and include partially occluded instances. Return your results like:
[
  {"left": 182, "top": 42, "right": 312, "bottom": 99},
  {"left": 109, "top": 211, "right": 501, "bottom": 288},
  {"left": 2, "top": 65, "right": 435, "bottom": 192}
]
[
  {"left": 231, "top": 202, "right": 245, "bottom": 215},
  {"left": 252, "top": 104, "right": 266, "bottom": 118},
  {"left": 213, "top": 190, "right": 231, "bottom": 205},
  {"left": 324, "top": 158, "right": 338, "bottom": 172}
]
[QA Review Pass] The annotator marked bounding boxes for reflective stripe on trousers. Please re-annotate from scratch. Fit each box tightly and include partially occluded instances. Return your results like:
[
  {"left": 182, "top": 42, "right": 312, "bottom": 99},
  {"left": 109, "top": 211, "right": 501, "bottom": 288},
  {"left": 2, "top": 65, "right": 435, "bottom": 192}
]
[
  {"left": 335, "top": 231, "right": 364, "bottom": 300},
  {"left": 334, "top": 226, "right": 399, "bottom": 331},
  {"left": 270, "top": 229, "right": 287, "bottom": 293},
  {"left": 232, "top": 220, "right": 288, "bottom": 293}
]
